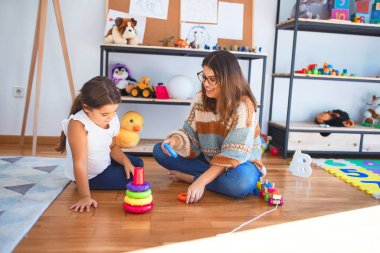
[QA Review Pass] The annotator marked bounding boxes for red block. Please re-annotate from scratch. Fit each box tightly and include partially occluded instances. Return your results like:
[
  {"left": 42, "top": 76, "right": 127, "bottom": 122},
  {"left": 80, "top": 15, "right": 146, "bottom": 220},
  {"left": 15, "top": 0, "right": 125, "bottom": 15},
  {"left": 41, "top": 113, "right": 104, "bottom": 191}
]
[{"left": 357, "top": 1, "right": 370, "bottom": 13}]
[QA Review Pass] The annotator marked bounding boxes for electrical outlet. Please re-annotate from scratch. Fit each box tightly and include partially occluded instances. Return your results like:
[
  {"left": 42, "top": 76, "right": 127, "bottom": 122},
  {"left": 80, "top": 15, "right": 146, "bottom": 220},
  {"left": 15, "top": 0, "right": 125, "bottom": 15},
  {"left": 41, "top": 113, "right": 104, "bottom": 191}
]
[{"left": 13, "top": 86, "right": 24, "bottom": 98}]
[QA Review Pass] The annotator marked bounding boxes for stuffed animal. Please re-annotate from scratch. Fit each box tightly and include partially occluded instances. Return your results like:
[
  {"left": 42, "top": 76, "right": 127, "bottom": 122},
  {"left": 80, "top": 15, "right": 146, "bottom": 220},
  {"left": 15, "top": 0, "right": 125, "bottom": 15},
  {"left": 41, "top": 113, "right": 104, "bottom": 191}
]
[
  {"left": 104, "top": 17, "right": 138, "bottom": 45},
  {"left": 291, "top": 0, "right": 327, "bottom": 19},
  {"left": 108, "top": 63, "right": 136, "bottom": 96},
  {"left": 315, "top": 109, "right": 354, "bottom": 127},
  {"left": 362, "top": 95, "right": 380, "bottom": 127},
  {"left": 116, "top": 111, "right": 144, "bottom": 148}
]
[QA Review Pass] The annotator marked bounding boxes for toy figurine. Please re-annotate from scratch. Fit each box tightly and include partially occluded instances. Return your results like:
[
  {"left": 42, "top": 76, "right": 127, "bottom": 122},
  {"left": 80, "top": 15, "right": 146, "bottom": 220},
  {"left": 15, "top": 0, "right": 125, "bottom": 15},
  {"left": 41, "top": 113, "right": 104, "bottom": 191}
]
[
  {"left": 362, "top": 95, "right": 380, "bottom": 127},
  {"left": 159, "top": 36, "right": 174, "bottom": 47},
  {"left": 174, "top": 39, "right": 190, "bottom": 48},
  {"left": 108, "top": 63, "right": 137, "bottom": 96}
]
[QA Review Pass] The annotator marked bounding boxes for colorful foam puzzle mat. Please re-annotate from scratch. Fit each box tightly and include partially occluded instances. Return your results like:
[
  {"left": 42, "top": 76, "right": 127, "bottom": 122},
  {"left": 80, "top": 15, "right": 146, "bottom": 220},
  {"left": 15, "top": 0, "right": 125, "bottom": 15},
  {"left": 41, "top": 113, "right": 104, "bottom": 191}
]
[{"left": 312, "top": 159, "right": 380, "bottom": 199}]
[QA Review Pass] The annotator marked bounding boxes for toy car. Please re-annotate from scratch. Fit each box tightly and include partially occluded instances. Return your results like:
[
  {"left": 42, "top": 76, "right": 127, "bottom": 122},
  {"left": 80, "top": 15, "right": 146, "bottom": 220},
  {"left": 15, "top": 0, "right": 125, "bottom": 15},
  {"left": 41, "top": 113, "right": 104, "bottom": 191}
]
[{"left": 126, "top": 77, "right": 156, "bottom": 98}]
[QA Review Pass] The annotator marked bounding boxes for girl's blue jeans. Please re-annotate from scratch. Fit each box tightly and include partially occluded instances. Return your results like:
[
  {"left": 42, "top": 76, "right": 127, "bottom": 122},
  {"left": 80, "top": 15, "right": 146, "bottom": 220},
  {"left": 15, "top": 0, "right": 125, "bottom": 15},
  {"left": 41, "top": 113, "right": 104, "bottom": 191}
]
[
  {"left": 153, "top": 143, "right": 262, "bottom": 198},
  {"left": 89, "top": 153, "right": 143, "bottom": 190}
]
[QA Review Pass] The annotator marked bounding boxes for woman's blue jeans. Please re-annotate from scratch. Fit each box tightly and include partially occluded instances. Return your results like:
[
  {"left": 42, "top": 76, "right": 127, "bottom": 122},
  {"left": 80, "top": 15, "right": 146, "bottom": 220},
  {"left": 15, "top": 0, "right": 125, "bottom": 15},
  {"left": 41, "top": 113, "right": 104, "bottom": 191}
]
[{"left": 153, "top": 143, "right": 262, "bottom": 198}]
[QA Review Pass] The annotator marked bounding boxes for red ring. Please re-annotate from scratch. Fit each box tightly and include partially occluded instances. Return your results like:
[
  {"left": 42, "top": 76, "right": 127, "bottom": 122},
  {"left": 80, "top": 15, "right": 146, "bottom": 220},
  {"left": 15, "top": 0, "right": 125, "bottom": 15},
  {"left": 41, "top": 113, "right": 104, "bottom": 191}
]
[
  {"left": 177, "top": 192, "right": 187, "bottom": 202},
  {"left": 123, "top": 202, "right": 154, "bottom": 214}
]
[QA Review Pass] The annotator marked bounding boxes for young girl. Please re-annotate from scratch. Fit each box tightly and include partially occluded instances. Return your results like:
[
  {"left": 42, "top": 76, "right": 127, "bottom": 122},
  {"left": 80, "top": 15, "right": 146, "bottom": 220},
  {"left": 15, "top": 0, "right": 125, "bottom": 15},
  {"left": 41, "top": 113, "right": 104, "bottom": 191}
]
[
  {"left": 57, "top": 76, "right": 143, "bottom": 212},
  {"left": 153, "top": 51, "right": 266, "bottom": 204}
]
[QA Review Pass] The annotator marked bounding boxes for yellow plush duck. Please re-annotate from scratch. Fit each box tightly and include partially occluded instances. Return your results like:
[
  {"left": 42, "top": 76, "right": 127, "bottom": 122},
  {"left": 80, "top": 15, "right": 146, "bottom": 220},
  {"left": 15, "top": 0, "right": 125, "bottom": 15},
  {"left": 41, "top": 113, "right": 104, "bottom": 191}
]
[{"left": 116, "top": 111, "right": 144, "bottom": 148}]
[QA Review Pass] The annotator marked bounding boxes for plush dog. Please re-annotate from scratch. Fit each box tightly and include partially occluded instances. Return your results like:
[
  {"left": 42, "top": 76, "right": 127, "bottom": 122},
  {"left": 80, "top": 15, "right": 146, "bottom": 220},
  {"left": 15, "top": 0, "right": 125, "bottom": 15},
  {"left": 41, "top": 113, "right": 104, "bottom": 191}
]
[
  {"left": 104, "top": 17, "right": 138, "bottom": 45},
  {"left": 315, "top": 109, "right": 354, "bottom": 127},
  {"left": 362, "top": 95, "right": 380, "bottom": 126}
]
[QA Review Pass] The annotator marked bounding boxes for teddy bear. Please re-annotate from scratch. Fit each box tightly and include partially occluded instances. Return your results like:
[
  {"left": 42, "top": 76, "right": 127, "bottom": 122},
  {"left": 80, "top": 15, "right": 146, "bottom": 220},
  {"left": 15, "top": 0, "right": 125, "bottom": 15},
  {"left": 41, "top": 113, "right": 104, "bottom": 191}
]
[
  {"left": 104, "top": 17, "right": 138, "bottom": 45},
  {"left": 362, "top": 95, "right": 380, "bottom": 127},
  {"left": 291, "top": 0, "right": 327, "bottom": 19},
  {"left": 315, "top": 109, "right": 354, "bottom": 127}
]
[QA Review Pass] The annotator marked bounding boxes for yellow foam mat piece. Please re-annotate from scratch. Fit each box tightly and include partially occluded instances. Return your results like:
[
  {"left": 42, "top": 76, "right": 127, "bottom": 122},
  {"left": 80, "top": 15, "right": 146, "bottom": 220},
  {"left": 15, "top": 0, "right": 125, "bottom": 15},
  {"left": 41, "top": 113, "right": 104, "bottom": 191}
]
[{"left": 324, "top": 167, "right": 380, "bottom": 198}]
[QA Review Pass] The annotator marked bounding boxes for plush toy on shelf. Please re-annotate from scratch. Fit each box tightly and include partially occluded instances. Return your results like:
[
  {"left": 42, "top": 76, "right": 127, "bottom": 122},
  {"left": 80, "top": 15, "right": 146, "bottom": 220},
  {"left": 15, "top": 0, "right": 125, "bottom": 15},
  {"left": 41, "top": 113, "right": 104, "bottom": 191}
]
[
  {"left": 315, "top": 109, "right": 354, "bottom": 127},
  {"left": 104, "top": 17, "right": 138, "bottom": 45},
  {"left": 290, "top": 0, "right": 327, "bottom": 19},
  {"left": 116, "top": 111, "right": 144, "bottom": 148},
  {"left": 108, "top": 63, "right": 137, "bottom": 96},
  {"left": 362, "top": 95, "right": 380, "bottom": 127}
]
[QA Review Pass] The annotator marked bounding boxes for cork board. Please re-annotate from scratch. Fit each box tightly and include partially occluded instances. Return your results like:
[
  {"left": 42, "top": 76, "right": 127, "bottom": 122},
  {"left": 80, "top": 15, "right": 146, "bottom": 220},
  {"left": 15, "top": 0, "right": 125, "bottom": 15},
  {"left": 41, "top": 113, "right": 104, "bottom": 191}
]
[{"left": 106, "top": 0, "right": 254, "bottom": 47}]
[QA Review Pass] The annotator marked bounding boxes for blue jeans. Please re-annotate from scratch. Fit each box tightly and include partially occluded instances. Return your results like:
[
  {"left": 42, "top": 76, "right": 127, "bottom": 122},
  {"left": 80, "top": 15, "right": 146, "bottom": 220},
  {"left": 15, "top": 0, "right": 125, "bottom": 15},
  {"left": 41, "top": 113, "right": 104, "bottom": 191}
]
[
  {"left": 153, "top": 143, "right": 262, "bottom": 198},
  {"left": 89, "top": 153, "right": 143, "bottom": 190}
]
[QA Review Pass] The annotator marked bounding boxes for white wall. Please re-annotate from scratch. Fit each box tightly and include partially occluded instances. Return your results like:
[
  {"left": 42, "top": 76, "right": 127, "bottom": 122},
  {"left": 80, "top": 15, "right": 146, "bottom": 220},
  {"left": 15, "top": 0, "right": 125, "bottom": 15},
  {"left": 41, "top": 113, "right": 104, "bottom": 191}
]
[{"left": 0, "top": 0, "right": 379, "bottom": 139}]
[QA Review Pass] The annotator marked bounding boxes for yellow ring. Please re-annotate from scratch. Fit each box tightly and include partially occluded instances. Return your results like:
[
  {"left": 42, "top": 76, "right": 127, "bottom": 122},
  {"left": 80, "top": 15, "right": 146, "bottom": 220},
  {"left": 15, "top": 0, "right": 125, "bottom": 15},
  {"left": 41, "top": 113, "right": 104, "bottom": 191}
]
[{"left": 124, "top": 195, "right": 153, "bottom": 206}]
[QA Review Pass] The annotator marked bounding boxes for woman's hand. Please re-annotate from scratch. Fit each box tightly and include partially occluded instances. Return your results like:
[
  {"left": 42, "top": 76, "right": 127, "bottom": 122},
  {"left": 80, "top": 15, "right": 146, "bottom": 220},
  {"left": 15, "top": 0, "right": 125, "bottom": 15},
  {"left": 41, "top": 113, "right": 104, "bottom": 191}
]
[
  {"left": 70, "top": 196, "right": 98, "bottom": 212},
  {"left": 162, "top": 136, "right": 180, "bottom": 156},
  {"left": 186, "top": 178, "right": 206, "bottom": 204}
]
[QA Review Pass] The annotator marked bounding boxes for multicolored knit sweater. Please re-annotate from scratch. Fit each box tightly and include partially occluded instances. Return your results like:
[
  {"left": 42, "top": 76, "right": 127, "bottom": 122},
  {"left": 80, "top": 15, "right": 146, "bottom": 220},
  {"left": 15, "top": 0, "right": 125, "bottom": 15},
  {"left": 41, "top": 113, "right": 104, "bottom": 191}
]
[{"left": 169, "top": 93, "right": 266, "bottom": 176}]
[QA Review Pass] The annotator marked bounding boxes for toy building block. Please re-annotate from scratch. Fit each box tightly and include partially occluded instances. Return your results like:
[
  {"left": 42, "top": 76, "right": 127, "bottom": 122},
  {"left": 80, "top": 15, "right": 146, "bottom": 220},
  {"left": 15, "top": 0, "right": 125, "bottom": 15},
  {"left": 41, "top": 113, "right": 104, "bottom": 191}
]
[
  {"left": 331, "top": 8, "right": 350, "bottom": 20},
  {"left": 374, "top": 2, "right": 380, "bottom": 11},
  {"left": 352, "top": 13, "right": 371, "bottom": 23},
  {"left": 356, "top": 0, "right": 371, "bottom": 13},
  {"left": 372, "top": 9, "right": 380, "bottom": 20},
  {"left": 333, "top": 0, "right": 350, "bottom": 9}
]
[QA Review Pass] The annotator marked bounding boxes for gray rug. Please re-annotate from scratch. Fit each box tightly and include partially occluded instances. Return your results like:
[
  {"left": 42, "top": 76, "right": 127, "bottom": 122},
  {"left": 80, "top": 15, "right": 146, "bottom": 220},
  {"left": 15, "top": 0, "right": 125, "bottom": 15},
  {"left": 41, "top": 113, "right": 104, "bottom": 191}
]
[{"left": 0, "top": 156, "right": 69, "bottom": 253}]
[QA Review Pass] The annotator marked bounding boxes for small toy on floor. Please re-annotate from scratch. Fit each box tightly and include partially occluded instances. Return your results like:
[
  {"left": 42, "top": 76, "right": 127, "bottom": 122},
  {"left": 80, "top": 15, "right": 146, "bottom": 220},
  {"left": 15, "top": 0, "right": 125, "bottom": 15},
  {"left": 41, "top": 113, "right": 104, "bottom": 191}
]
[
  {"left": 253, "top": 178, "right": 284, "bottom": 206},
  {"left": 177, "top": 192, "right": 187, "bottom": 202},
  {"left": 123, "top": 167, "right": 154, "bottom": 214},
  {"left": 289, "top": 150, "right": 312, "bottom": 177}
]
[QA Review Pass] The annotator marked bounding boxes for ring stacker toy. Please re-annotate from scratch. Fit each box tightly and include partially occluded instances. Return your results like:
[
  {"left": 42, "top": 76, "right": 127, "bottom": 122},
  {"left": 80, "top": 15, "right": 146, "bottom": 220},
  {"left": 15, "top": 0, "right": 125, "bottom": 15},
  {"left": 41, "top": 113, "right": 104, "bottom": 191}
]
[
  {"left": 123, "top": 167, "right": 154, "bottom": 214},
  {"left": 163, "top": 143, "right": 178, "bottom": 158},
  {"left": 177, "top": 192, "right": 187, "bottom": 202}
]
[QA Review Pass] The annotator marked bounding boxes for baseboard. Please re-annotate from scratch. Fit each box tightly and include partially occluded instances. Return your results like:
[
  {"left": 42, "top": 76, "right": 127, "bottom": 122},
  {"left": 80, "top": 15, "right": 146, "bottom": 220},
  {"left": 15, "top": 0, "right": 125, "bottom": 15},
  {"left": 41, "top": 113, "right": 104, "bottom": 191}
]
[{"left": 0, "top": 135, "right": 60, "bottom": 145}]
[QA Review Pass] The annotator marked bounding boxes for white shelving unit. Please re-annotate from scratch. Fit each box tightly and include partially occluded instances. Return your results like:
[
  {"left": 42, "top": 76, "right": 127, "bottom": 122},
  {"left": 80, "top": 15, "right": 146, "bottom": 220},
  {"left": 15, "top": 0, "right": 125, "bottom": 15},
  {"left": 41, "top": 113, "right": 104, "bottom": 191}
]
[{"left": 268, "top": 1, "right": 380, "bottom": 157}]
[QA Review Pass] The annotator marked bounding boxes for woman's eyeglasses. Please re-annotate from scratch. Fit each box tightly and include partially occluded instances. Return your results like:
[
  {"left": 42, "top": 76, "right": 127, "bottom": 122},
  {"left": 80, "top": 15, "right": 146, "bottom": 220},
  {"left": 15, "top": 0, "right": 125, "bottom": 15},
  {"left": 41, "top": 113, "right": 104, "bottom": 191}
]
[{"left": 197, "top": 71, "right": 217, "bottom": 86}]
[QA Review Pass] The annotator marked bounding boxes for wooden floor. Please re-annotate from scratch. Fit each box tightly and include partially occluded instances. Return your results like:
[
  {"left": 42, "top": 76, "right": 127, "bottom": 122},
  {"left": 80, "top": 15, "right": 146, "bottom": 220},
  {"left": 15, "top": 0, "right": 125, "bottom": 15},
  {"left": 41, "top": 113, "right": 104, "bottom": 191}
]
[{"left": 1, "top": 143, "right": 379, "bottom": 252}]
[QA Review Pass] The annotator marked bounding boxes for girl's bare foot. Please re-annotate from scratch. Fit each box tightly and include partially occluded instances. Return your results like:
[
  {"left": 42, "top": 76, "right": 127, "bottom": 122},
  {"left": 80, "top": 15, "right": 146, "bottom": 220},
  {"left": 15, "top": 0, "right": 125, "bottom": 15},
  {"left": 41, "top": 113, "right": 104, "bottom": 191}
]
[{"left": 167, "top": 170, "right": 194, "bottom": 183}]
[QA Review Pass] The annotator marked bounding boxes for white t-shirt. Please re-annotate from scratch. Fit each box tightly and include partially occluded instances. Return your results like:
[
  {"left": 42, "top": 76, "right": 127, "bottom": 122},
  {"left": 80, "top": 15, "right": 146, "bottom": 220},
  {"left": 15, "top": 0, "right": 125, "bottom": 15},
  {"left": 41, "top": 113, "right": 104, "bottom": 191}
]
[{"left": 62, "top": 110, "right": 120, "bottom": 181}]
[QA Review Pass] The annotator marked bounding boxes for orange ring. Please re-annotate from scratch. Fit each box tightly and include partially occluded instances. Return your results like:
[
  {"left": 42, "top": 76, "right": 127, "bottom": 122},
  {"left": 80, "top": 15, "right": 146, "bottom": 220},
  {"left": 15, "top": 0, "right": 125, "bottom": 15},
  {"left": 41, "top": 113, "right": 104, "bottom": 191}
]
[{"left": 177, "top": 192, "right": 187, "bottom": 202}]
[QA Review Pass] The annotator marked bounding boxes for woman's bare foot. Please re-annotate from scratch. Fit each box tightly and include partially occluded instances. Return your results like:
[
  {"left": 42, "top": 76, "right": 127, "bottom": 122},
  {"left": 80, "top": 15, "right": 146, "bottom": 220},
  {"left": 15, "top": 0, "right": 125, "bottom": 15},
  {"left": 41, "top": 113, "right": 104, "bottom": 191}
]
[{"left": 167, "top": 170, "right": 194, "bottom": 183}]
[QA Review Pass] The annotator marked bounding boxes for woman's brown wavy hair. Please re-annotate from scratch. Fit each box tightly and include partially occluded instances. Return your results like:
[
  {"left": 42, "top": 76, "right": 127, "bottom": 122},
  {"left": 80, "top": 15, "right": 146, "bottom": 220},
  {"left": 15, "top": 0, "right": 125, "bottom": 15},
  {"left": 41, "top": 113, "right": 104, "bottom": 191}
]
[{"left": 201, "top": 50, "right": 257, "bottom": 124}]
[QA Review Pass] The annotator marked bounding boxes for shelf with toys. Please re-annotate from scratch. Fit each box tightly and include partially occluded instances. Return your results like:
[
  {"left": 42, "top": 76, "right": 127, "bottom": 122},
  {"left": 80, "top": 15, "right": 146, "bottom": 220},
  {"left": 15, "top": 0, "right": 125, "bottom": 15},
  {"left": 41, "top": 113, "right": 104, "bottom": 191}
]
[
  {"left": 268, "top": 0, "right": 380, "bottom": 158},
  {"left": 120, "top": 96, "right": 192, "bottom": 105},
  {"left": 269, "top": 121, "right": 380, "bottom": 155},
  {"left": 277, "top": 18, "right": 380, "bottom": 37},
  {"left": 272, "top": 73, "right": 380, "bottom": 83},
  {"left": 100, "top": 44, "right": 267, "bottom": 155}
]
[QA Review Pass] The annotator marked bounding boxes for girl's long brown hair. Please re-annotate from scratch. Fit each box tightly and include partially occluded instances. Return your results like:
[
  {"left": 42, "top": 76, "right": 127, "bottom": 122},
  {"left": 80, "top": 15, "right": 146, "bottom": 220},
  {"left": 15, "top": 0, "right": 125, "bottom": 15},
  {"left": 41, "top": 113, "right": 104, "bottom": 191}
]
[
  {"left": 55, "top": 76, "right": 121, "bottom": 152},
  {"left": 201, "top": 50, "right": 257, "bottom": 124}
]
